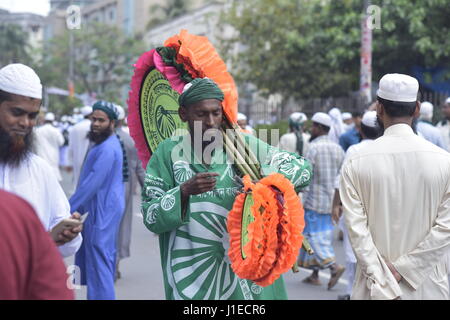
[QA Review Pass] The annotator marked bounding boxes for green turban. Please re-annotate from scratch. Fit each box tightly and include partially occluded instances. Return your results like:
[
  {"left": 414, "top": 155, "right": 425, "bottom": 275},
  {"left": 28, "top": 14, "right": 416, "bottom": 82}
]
[
  {"left": 179, "top": 78, "right": 224, "bottom": 108},
  {"left": 92, "top": 100, "right": 119, "bottom": 120}
]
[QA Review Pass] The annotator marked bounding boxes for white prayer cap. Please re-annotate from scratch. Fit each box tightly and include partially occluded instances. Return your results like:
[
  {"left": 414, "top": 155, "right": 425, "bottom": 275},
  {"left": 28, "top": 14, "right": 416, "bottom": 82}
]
[
  {"left": 420, "top": 101, "right": 433, "bottom": 118},
  {"left": 0, "top": 63, "right": 42, "bottom": 99},
  {"left": 115, "top": 104, "right": 125, "bottom": 121},
  {"left": 311, "top": 112, "right": 332, "bottom": 128},
  {"left": 81, "top": 105, "right": 92, "bottom": 116},
  {"left": 289, "top": 112, "right": 307, "bottom": 124},
  {"left": 237, "top": 112, "right": 247, "bottom": 121},
  {"left": 328, "top": 107, "right": 342, "bottom": 119},
  {"left": 361, "top": 111, "right": 377, "bottom": 128},
  {"left": 44, "top": 112, "right": 55, "bottom": 121},
  {"left": 377, "top": 73, "right": 419, "bottom": 102},
  {"left": 342, "top": 112, "right": 352, "bottom": 121}
]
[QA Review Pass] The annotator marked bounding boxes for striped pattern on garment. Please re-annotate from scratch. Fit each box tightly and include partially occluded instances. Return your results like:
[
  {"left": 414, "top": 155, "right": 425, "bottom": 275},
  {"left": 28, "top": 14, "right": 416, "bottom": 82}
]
[
  {"left": 298, "top": 209, "right": 336, "bottom": 269},
  {"left": 303, "top": 135, "right": 344, "bottom": 214}
]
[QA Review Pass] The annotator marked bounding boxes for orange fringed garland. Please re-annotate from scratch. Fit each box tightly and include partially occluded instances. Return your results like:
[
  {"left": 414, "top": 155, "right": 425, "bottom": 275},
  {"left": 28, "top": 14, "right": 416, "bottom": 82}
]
[
  {"left": 164, "top": 29, "right": 238, "bottom": 124},
  {"left": 227, "top": 173, "right": 305, "bottom": 287}
]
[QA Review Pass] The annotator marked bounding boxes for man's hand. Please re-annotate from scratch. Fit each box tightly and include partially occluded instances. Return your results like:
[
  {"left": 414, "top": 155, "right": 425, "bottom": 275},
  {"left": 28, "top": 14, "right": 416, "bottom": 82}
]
[
  {"left": 180, "top": 172, "right": 219, "bottom": 199},
  {"left": 332, "top": 204, "right": 342, "bottom": 225},
  {"left": 55, "top": 212, "right": 83, "bottom": 246}
]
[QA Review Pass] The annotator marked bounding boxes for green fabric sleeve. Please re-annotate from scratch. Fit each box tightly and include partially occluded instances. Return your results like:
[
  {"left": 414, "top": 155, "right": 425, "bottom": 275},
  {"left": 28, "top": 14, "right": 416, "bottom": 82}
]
[
  {"left": 141, "top": 144, "right": 190, "bottom": 234},
  {"left": 245, "top": 133, "right": 313, "bottom": 191}
]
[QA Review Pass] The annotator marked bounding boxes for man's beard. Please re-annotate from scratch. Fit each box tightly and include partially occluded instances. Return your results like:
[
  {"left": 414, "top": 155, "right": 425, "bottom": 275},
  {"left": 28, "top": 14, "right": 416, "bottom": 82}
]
[
  {"left": 0, "top": 126, "right": 33, "bottom": 167},
  {"left": 88, "top": 127, "right": 113, "bottom": 145}
]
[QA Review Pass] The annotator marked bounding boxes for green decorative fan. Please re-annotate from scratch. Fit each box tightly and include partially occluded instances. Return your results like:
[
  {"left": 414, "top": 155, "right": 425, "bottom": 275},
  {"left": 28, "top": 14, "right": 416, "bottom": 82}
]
[
  {"left": 240, "top": 193, "right": 255, "bottom": 259},
  {"left": 139, "top": 68, "right": 187, "bottom": 153}
]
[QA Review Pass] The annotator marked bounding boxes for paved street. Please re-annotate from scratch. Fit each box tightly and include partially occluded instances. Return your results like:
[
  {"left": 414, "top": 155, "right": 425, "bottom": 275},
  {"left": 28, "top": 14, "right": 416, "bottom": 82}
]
[{"left": 62, "top": 171, "right": 349, "bottom": 300}]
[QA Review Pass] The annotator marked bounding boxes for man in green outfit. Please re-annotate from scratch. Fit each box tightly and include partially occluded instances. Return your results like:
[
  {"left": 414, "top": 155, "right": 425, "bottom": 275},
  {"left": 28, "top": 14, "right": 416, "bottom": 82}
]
[{"left": 141, "top": 78, "right": 313, "bottom": 300}]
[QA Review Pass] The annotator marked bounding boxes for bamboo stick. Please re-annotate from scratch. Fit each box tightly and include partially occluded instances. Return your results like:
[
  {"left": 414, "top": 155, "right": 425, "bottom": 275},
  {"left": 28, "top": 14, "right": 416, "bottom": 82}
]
[
  {"left": 222, "top": 130, "right": 258, "bottom": 181},
  {"left": 222, "top": 120, "right": 261, "bottom": 179},
  {"left": 223, "top": 128, "right": 260, "bottom": 180},
  {"left": 302, "top": 239, "right": 314, "bottom": 255}
]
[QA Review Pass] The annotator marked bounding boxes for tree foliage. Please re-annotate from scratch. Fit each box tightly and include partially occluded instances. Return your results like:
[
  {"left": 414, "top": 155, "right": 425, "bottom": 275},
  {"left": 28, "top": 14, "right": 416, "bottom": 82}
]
[
  {"left": 0, "top": 24, "right": 32, "bottom": 66},
  {"left": 146, "top": 0, "right": 190, "bottom": 29},
  {"left": 35, "top": 23, "right": 145, "bottom": 104},
  {"left": 221, "top": 0, "right": 450, "bottom": 99}
]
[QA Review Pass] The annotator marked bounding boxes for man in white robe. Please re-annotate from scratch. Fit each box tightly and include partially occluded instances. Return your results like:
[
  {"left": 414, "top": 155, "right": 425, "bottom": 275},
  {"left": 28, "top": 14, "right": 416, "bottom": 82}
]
[
  {"left": 67, "top": 105, "right": 92, "bottom": 189},
  {"left": 278, "top": 112, "right": 310, "bottom": 156},
  {"left": 332, "top": 110, "right": 382, "bottom": 300},
  {"left": 416, "top": 101, "right": 446, "bottom": 150},
  {"left": 340, "top": 73, "right": 450, "bottom": 300},
  {"left": 34, "top": 112, "right": 65, "bottom": 181},
  {"left": 0, "top": 63, "right": 82, "bottom": 257},
  {"left": 436, "top": 97, "right": 450, "bottom": 151}
]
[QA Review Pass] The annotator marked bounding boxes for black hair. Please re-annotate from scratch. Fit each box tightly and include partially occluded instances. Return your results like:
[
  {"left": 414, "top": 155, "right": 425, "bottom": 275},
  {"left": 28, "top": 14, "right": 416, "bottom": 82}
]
[
  {"left": 360, "top": 122, "right": 381, "bottom": 140},
  {"left": 377, "top": 97, "right": 417, "bottom": 117},
  {"left": 0, "top": 90, "right": 13, "bottom": 104},
  {"left": 316, "top": 123, "right": 330, "bottom": 133},
  {"left": 352, "top": 111, "right": 363, "bottom": 118},
  {"left": 0, "top": 89, "right": 41, "bottom": 105}
]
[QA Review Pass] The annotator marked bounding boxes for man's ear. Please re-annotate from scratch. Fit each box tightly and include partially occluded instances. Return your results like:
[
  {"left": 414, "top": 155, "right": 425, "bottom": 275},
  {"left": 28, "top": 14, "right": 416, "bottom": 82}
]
[
  {"left": 376, "top": 101, "right": 383, "bottom": 119},
  {"left": 413, "top": 100, "right": 420, "bottom": 118},
  {"left": 110, "top": 119, "right": 116, "bottom": 130},
  {"left": 179, "top": 106, "right": 188, "bottom": 122}
]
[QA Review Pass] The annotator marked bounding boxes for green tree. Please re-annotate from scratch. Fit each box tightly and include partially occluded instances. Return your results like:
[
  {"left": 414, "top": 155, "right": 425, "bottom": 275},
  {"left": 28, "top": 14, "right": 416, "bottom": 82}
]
[
  {"left": 221, "top": 0, "right": 450, "bottom": 100},
  {"left": 0, "top": 24, "right": 32, "bottom": 66},
  {"left": 35, "top": 23, "right": 145, "bottom": 107},
  {"left": 146, "top": 0, "right": 190, "bottom": 29}
]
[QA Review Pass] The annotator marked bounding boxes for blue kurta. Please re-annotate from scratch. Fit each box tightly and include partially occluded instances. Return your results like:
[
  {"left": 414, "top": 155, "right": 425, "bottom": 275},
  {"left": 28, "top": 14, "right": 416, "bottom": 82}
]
[{"left": 69, "top": 134, "right": 125, "bottom": 300}]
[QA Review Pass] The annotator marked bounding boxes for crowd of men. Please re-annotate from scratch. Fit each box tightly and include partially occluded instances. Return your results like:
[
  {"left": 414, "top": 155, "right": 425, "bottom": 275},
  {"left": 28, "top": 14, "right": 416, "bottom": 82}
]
[{"left": 0, "top": 63, "right": 449, "bottom": 300}]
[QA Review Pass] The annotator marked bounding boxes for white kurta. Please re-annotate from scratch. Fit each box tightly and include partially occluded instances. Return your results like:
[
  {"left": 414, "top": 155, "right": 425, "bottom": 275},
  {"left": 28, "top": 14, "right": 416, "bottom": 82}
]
[
  {"left": 340, "top": 124, "right": 450, "bottom": 300},
  {"left": 67, "top": 118, "right": 91, "bottom": 188},
  {"left": 0, "top": 153, "right": 82, "bottom": 257},
  {"left": 436, "top": 121, "right": 450, "bottom": 152},
  {"left": 34, "top": 123, "right": 65, "bottom": 181},
  {"left": 335, "top": 139, "right": 376, "bottom": 265},
  {"left": 278, "top": 132, "right": 310, "bottom": 156}
]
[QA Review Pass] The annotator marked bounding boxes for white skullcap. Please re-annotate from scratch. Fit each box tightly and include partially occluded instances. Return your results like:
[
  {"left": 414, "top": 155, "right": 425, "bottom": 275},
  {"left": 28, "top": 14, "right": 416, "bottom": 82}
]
[
  {"left": 44, "top": 112, "right": 55, "bottom": 121},
  {"left": 311, "top": 112, "right": 332, "bottom": 128},
  {"left": 115, "top": 104, "right": 125, "bottom": 121},
  {"left": 0, "top": 63, "right": 42, "bottom": 99},
  {"left": 328, "top": 107, "right": 342, "bottom": 119},
  {"left": 361, "top": 111, "right": 377, "bottom": 128},
  {"left": 342, "top": 112, "right": 352, "bottom": 121},
  {"left": 377, "top": 73, "right": 418, "bottom": 102},
  {"left": 289, "top": 112, "right": 307, "bottom": 124},
  {"left": 420, "top": 101, "right": 433, "bottom": 118},
  {"left": 81, "top": 105, "right": 92, "bottom": 116},
  {"left": 237, "top": 112, "right": 247, "bottom": 121}
]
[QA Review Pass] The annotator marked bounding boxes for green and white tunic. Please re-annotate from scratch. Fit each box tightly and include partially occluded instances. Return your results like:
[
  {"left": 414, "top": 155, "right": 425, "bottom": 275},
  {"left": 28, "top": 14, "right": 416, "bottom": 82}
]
[{"left": 141, "top": 133, "right": 312, "bottom": 300}]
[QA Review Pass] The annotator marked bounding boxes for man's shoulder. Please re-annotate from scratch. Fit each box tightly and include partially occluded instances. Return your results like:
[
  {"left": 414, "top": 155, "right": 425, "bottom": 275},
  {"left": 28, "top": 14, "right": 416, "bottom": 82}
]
[
  {"left": 27, "top": 152, "right": 51, "bottom": 167},
  {"left": 340, "top": 127, "right": 357, "bottom": 139},
  {"left": 436, "top": 120, "right": 448, "bottom": 128},
  {"left": 312, "top": 137, "right": 342, "bottom": 150},
  {"left": 22, "top": 153, "right": 55, "bottom": 178},
  {"left": 73, "top": 119, "right": 90, "bottom": 130}
]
